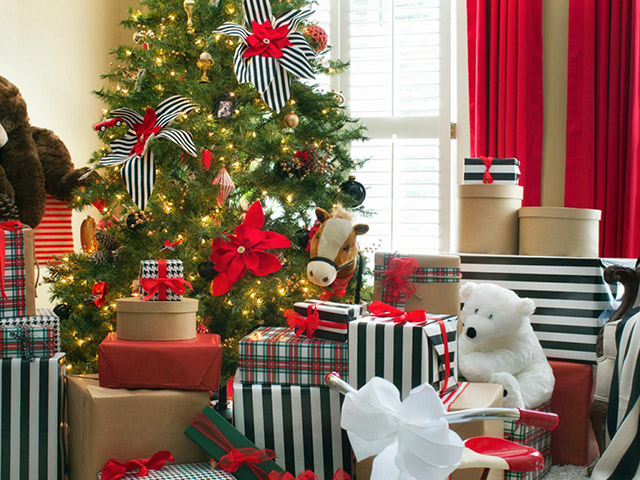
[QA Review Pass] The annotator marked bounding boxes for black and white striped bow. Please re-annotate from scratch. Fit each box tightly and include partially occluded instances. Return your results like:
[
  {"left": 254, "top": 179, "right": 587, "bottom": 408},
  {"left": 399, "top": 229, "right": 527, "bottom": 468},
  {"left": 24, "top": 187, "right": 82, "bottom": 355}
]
[
  {"left": 214, "top": 0, "right": 316, "bottom": 113},
  {"left": 83, "top": 96, "right": 198, "bottom": 210}
]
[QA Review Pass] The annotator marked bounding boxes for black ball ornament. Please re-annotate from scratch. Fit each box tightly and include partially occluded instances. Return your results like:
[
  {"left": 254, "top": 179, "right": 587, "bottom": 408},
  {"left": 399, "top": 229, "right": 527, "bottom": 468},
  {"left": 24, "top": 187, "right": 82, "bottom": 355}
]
[
  {"left": 53, "top": 303, "right": 71, "bottom": 320},
  {"left": 340, "top": 175, "right": 366, "bottom": 207},
  {"left": 197, "top": 261, "right": 218, "bottom": 281},
  {"left": 295, "top": 228, "right": 311, "bottom": 249}
]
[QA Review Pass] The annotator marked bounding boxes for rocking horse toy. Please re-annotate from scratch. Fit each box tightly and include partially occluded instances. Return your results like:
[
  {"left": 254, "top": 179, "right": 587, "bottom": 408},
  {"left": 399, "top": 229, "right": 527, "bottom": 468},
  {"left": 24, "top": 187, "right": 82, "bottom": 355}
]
[{"left": 304, "top": 206, "right": 368, "bottom": 301}]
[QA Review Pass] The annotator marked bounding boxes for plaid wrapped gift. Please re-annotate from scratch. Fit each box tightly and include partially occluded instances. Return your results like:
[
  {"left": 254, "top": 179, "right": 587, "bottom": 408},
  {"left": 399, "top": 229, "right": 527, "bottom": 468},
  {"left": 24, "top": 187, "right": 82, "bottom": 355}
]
[
  {"left": 463, "top": 157, "right": 521, "bottom": 184},
  {"left": 0, "top": 223, "right": 36, "bottom": 318},
  {"left": 504, "top": 403, "right": 552, "bottom": 480},
  {"left": 348, "top": 314, "right": 458, "bottom": 399},
  {"left": 239, "top": 326, "right": 348, "bottom": 386},
  {"left": 0, "top": 325, "right": 56, "bottom": 359},
  {"left": 373, "top": 252, "right": 461, "bottom": 312},
  {"left": 0, "top": 310, "right": 61, "bottom": 353},
  {"left": 291, "top": 300, "right": 361, "bottom": 342},
  {"left": 98, "top": 463, "right": 235, "bottom": 479},
  {"left": 139, "top": 259, "right": 187, "bottom": 301}
]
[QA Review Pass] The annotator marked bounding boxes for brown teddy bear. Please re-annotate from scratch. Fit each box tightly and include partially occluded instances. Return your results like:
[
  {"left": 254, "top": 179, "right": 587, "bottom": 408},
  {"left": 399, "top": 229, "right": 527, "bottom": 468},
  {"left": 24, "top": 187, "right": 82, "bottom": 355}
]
[{"left": 0, "top": 75, "right": 92, "bottom": 227}]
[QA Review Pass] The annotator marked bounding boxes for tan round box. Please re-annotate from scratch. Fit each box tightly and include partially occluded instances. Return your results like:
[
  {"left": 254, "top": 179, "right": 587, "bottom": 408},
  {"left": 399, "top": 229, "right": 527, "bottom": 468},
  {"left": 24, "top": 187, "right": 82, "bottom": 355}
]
[
  {"left": 519, "top": 207, "right": 601, "bottom": 257},
  {"left": 457, "top": 184, "right": 523, "bottom": 255},
  {"left": 116, "top": 297, "right": 198, "bottom": 341}
]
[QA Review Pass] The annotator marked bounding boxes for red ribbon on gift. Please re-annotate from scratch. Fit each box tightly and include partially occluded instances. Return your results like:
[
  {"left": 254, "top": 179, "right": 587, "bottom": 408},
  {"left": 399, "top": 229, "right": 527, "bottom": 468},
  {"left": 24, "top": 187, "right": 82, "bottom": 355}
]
[
  {"left": 479, "top": 156, "right": 495, "bottom": 184},
  {"left": 380, "top": 257, "right": 418, "bottom": 303},
  {"left": 100, "top": 450, "right": 173, "bottom": 480},
  {"left": 92, "top": 281, "right": 108, "bottom": 307},
  {"left": 189, "top": 412, "right": 276, "bottom": 480},
  {"left": 139, "top": 259, "right": 192, "bottom": 301},
  {"left": 369, "top": 301, "right": 452, "bottom": 395},
  {"left": 284, "top": 304, "right": 347, "bottom": 338},
  {"left": 269, "top": 469, "right": 351, "bottom": 480},
  {"left": 0, "top": 220, "right": 22, "bottom": 303},
  {"left": 131, "top": 108, "right": 162, "bottom": 155}
]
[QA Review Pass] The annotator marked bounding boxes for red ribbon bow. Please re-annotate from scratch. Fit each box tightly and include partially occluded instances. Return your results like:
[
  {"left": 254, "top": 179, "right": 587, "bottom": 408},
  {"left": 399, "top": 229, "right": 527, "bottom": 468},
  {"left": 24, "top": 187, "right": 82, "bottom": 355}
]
[
  {"left": 268, "top": 469, "right": 351, "bottom": 480},
  {"left": 92, "top": 281, "right": 108, "bottom": 307},
  {"left": 479, "top": 156, "right": 494, "bottom": 184},
  {"left": 100, "top": 450, "right": 173, "bottom": 480},
  {"left": 368, "top": 301, "right": 429, "bottom": 325},
  {"left": 381, "top": 257, "right": 418, "bottom": 303},
  {"left": 139, "top": 259, "right": 192, "bottom": 301},
  {"left": 284, "top": 304, "right": 321, "bottom": 337},
  {"left": 0, "top": 221, "right": 22, "bottom": 303},
  {"left": 160, "top": 238, "right": 183, "bottom": 252},
  {"left": 131, "top": 108, "right": 162, "bottom": 155},
  {"left": 294, "top": 150, "right": 309, "bottom": 166},
  {"left": 244, "top": 20, "right": 293, "bottom": 59},
  {"left": 189, "top": 412, "right": 277, "bottom": 480}
]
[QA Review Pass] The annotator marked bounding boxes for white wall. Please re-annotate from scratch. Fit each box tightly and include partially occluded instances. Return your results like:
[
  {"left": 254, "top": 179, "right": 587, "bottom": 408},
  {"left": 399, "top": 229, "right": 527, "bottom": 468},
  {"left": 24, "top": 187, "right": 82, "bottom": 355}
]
[{"left": 0, "top": 0, "right": 135, "bottom": 306}]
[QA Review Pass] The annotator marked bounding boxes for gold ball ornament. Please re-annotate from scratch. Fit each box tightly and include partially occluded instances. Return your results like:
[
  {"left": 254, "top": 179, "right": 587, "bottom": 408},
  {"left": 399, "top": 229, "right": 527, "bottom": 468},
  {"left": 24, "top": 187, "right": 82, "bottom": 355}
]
[
  {"left": 284, "top": 112, "right": 299, "bottom": 128},
  {"left": 80, "top": 216, "right": 98, "bottom": 253},
  {"left": 132, "top": 31, "right": 146, "bottom": 44},
  {"left": 334, "top": 91, "right": 345, "bottom": 106}
]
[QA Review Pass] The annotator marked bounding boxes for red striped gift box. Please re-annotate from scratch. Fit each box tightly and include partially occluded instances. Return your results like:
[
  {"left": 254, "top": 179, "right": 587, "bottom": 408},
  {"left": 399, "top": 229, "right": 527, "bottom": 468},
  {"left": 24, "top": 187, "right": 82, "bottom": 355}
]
[{"left": 33, "top": 195, "right": 74, "bottom": 264}]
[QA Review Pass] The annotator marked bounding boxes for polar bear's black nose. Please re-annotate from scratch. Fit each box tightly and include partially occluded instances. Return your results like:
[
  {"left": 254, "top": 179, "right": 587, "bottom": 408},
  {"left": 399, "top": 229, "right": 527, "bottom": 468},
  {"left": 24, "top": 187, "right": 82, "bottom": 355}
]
[{"left": 466, "top": 327, "right": 477, "bottom": 339}]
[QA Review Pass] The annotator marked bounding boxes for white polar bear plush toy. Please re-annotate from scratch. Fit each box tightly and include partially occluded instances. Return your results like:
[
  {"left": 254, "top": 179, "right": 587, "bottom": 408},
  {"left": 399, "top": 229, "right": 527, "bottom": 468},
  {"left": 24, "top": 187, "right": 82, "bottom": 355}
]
[{"left": 459, "top": 282, "right": 555, "bottom": 409}]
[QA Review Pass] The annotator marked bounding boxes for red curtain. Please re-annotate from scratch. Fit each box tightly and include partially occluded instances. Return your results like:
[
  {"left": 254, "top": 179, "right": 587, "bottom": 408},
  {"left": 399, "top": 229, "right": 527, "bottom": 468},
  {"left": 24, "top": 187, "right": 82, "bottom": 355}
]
[
  {"left": 467, "top": 0, "right": 544, "bottom": 206},
  {"left": 566, "top": 0, "right": 640, "bottom": 258}
]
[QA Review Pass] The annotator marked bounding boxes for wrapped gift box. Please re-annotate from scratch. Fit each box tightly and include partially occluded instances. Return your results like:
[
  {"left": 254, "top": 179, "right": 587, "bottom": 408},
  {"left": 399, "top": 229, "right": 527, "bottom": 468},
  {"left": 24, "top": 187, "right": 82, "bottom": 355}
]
[
  {"left": 97, "top": 462, "right": 235, "bottom": 479},
  {"left": 348, "top": 314, "right": 458, "bottom": 399},
  {"left": 232, "top": 376, "right": 352, "bottom": 478},
  {"left": 0, "top": 310, "right": 61, "bottom": 353},
  {"left": 238, "top": 326, "right": 348, "bottom": 386},
  {"left": 116, "top": 297, "right": 198, "bottom": 341},
  {"left": 0, "top": 324, "right": 56, "bottom": 359},
  {"left": 98, "top": 333, "right": 222, "bottom": 390},
  {"left": 0, "top": 353, "right": 65, "bottom": 479},
  {"left": 460, "top": 254, "right": 636, "bottom": 363},
  {"left": 504, "top": 403, "right": 552, "bottom": 480},
  {"left": 292, "top": 300, "right": 361, "bottom": 342},
  {"left": 139, "top": 259, "right": 187, "bottom": 301},
  {"left": 185, "top": 403, "right": 284, "bottom": 480},
  {"left": 0, "top": 224, "right": 36, "bottom": 317},
  {"left": 463, "top": 157, "right": 521, "bottom": 185},
  {"left": 67, "top": 375, "right": 210, "bottom": 480},
  {"left": 373, "top": 252, "right": 461, "bottom": 315}
]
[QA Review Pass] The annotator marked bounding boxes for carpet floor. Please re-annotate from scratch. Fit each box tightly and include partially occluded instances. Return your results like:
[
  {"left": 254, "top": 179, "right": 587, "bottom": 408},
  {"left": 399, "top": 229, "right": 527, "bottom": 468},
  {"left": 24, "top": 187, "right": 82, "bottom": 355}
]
[{"left": 546, "top": 465, "right": 589, "bottom": 479}]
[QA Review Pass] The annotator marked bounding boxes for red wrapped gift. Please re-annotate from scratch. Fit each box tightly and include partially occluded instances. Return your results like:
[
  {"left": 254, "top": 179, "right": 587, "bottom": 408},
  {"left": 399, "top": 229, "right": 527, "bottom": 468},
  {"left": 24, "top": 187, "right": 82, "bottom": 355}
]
[
  {"left": 98, "top": 333, "right": 222, "bottom": 390},
  {"left": 549, "top": 360, "right": 599, "bottom": 466}
]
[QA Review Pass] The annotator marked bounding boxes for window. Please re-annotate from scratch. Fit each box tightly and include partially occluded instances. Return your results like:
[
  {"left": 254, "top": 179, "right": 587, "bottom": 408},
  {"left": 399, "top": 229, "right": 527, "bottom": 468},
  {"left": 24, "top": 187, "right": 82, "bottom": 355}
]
[{"left": 321, "top": 0, "right": 453, "bottom": 255}]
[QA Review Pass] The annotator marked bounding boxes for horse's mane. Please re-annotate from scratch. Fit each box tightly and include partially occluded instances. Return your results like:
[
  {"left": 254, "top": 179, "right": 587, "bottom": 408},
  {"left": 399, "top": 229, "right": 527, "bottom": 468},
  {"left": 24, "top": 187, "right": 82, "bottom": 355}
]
[{"left": 331, "top": 204, "right": 353, "bottom": 221}]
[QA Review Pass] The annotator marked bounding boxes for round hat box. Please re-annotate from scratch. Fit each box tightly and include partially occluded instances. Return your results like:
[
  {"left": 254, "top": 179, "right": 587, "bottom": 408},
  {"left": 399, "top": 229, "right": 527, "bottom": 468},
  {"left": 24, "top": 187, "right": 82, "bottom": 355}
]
[
  {"left": 519, "top": 207, "right": 601, "bottom": 257},
  {"left": 116, "top": 297, "right": 198, "bottom": 341},
  {"left": 457, "top": 184, "right": 524, "bottom": 254}
]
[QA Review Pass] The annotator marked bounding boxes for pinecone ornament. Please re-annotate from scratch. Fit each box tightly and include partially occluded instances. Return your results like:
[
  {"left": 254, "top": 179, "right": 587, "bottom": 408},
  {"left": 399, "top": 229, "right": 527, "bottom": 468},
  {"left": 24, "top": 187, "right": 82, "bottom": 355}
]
[
  {"left": 293, "top": 144, "right": 327, "bottom": 179},
  {"left": 111, "top": 247, "right": 125, "bottom": 262},
  {"left": 95, "top": 230, "right": 121, "bottom": 252},
  {"left": 0, "top": 194, "right": 20, "bottom": 222},
  {"left": 90, "top": 251, "right": 112, "bottom": 265}
]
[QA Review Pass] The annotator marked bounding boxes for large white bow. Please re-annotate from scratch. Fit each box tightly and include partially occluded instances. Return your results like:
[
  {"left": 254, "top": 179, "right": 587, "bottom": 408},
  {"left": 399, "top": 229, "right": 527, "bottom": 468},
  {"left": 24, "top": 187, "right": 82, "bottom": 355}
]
[{"left": 341, "top": 377, "right": 464, "bottom": 480}]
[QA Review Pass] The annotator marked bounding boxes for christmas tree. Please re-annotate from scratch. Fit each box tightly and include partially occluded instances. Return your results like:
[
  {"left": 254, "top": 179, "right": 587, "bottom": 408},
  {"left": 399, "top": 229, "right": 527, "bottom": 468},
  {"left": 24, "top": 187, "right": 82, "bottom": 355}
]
[{"left": 46, "top": 0, "right": 367, "bottom": 378}]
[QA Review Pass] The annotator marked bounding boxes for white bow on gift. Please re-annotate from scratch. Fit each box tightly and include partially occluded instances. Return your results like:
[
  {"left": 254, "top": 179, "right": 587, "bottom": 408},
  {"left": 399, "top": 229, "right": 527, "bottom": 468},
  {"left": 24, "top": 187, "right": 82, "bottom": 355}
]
[{"left": 341, "top": 377, "right": 464, "bottom": 480}]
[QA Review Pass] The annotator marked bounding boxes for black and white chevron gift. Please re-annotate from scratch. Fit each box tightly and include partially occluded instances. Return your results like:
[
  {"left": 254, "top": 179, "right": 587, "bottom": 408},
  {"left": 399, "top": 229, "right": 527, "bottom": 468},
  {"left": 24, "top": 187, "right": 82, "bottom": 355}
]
[
  {"left": 232, "top": 375, "right": 353, "bottom": 478},
  {"left": 0, "top": 309, "right": 61, "bottom": 353},
  {"left": 460, "top": 254, "right": 636, "bottom": 364},
  {"left": 463, "top": 157, "right": 521, "bottom": 184},
  {"left": 139, "top": 259, "right": 184, "bottom": 301}
]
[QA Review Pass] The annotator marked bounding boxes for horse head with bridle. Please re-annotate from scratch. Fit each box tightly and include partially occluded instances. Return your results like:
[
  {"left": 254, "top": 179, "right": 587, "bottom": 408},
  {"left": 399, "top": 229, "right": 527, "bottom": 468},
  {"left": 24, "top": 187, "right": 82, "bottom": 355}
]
[{"left": 306, "top": 206, "right": 369, "bottom": 296}]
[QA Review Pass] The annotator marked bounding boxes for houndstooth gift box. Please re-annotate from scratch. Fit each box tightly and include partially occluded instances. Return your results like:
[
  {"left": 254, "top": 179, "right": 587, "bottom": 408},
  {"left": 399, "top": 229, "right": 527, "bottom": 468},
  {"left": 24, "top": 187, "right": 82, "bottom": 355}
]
[
  {"left": 238, "top": 326, "right": 349, "bottom": 386},
  {"left": 139, "top": 259, "right": 185, "bottom": 301},
  {"left": 98, "top": 462, "right": 235, "bottom": 479},
  {"left": 0, "top": 309, "right": 61, "bottom": 353},
  {"left": 463, "top": 157, "right": 521, "bottom": 185},
  {"left": 504, "top": 402, "right": 553, "bottom": 480}
]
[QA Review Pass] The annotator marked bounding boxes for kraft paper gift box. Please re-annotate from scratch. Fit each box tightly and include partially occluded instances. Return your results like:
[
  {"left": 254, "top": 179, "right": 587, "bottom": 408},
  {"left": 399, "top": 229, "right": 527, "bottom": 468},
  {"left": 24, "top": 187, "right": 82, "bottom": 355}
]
[
  {"left": 0, "top": 223, "right": 36, "bottom": 317},
  {"left": 373, "top": 252, "right": 461, "bottom": 315},
  {"left": 460, "top": 254, "right": 636, "bottom": 364},
  {"left": 463, "top": 157, "right": 521, "bottom": 185},
  {"left": 97, "top": 463, "right": 236, "bottom": 479},
  {"left": 185, "top": 403, "right": 284, "bottom": 480},
  {"left": 291, "top": 300, "right": 362, "bottom": 342},
  {"left": 348, "top": 314, "right": 458, "bottom": 399},
  {"left": 231, "top": 375, "right": 353, "bottom": 478},
  {"left": 0, "top": 353, "right": 65, "bottom": 479},
  {"left": 139, "top": 259, "right": 187, "bottom": 301},
  {"left": 98, "top": 333, "right": 222, "bottom": 390},
  {"left": 0, "top": 309, "right": 61, "bottom": 352},
  {"left": 116, "top": 297, "right": 198, "bottom": 341},
  {"left": 67, "top": 375, "right": 210, "bottom": 480},
  {"left": 238, "top": 326, "right": 348, "bottom": 387}
]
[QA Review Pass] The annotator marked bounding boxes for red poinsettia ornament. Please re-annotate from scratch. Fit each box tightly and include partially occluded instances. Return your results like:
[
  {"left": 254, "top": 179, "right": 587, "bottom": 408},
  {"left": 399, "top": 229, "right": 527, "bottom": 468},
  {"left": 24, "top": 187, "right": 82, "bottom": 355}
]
[{"left": 210, "top": 202, "right": 291, "bottom": 296}]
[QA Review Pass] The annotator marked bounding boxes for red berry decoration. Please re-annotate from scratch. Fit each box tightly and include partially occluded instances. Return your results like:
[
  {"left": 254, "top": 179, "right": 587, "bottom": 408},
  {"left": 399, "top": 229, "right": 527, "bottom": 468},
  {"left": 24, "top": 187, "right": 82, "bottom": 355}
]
[{"left": 303, "top": 25, "right": 328, "bottom": 52}]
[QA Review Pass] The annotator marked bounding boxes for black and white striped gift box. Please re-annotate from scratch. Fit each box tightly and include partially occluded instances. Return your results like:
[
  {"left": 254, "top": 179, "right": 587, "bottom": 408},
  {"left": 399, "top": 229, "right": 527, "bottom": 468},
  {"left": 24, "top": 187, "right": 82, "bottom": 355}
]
[
  {"left": 0, "top": 309, "right": 61, "bottom": 354},
  {"left": 232, "top": 376, "right": 352, "bottom": 478},
  {"left": 0, "top": 353, "right": 65, "bottom": 479},
  {"left": 463, "top": 157, "right": 521, "bottom": 184},
  {"left": 348, "top": 315, "right": 458, "bottom": 400},
  {"left": 460, "top": 254, "right": 636, "bottom": 364},
  {"left": 139, "top": 260, "right": 184, "bottom": 301},
  {"left": 293, "top": 300, "right": 362, "bottom": 343}
]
